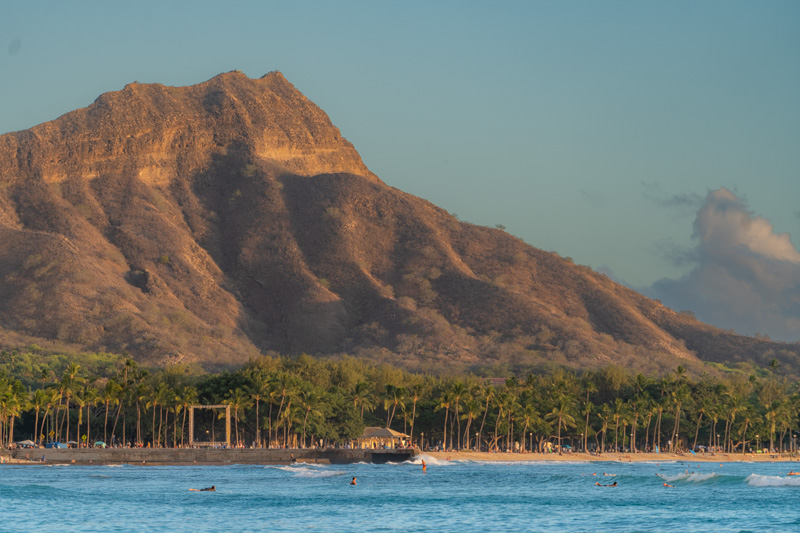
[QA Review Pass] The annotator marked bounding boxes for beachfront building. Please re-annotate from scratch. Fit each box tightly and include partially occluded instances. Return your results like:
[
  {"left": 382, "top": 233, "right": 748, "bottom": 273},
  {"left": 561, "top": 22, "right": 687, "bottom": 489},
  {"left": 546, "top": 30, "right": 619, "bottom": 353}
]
[{"left": 356, "top": 427, "right": 410, "bottom": 449}]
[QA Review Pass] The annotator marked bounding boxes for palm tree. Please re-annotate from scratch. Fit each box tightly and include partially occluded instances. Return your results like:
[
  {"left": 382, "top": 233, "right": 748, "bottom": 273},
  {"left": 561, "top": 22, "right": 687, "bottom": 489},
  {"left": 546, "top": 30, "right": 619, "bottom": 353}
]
[
  {"left": 61, "top": 363, "right": 82, "bottom": 445},
  {"left": 247, "top": 371, "right": 271, "bottom": 447},
  {"left": 225, "top": 388, "right": 251, "bottom": 446},
  {"left": 31, "top": 389, "right": 50, "bottom": 446},
  {"left": 146, "top": 386, "right": 161, "bottom": 447},
  {"left": 450, "top": 382, "right": 467, "bottom": 450},
  {"left": 298, "top": 388, "right": 322, "bottom": 448},
  {"left": 407, "top": 384, "right": 423, "bottom": 445},
  {"left": 628, "top": 396, "right": 643, "bottom": 453},
  {"left": 178, "top": 386, "right": 198, "bottom": 447},
  {"left": 435, "top": 392, "right": 452, "bottom": 451},
  {"left": 72, "top": 389, "right": 87, "bottom": 446},
  {"left": 273, "top": 373, "right": 297, "bottom": 446},
  {"left": 669, "top": 384, "right": 690, "bottom": 451},
  {"left": 612, "top": 398, "right": 625, "bottom": 453},
  {"left": 37, "top": 388, "right": 60, "bottom": 445},
  {"left": 1, "top": 381, "right": 25, "bottom": 446},
  {"left": 692, "top": 397, "right": 709, "bottom": 452},
  {"left": 133, "top": 383, "right": 150, "bottom": 446},
  {"left": 492, "top": 391, "right": 510, "bottom": 452},
  {"left": 383, "top": 385, "right": 405, "bottom": 429},
  {"left": 461, "top": 397, "right": 483, "bottom": 450},
  {"left": 352, "top": 381, "right": 376, "bottom": 420},
  {"left": 154, "top": 382, "right": 174, "bottom": 447},
  {"left": 597, "top": 404, "right": 612, "bottom": 453},
  {"left": 582, "top": 380, "right": 597, "bottom": 452},
  {"left": 477, "top": 385, "right": 495, "bottom": 450},
  {"left": 518, "top": 404, "right": 542, "bottom": 453},
  {"left": 100, "top": 380, "right": 121, "bottom": 444},
  {"left": 546, "top": 395, "right": 576, "bottom": 455}
]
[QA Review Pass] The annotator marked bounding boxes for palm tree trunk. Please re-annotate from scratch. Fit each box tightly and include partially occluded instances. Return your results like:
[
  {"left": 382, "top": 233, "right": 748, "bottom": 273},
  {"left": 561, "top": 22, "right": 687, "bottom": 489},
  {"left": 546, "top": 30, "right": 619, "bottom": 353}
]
[
  {"left": 65, "top": 397, "right": 70, "bottom": 445},
  {"left": 111, "top": 401, "right": 123, "bottom": 444},
  {"left": 181, "top": 407, "right": 188, "bottom": 447},
  {"left": 33, "top": 408, "right": 40, "bottom": 447},
  {"left": 692, "top": 412, "right": 703, "bottom": 451},
  {"left": 557, "top": 414, "right": 563, "bottom": 455},
  {"left": 8, "top": 415, "right": 15, "bottom": 447},
  {"left": 442, "top": 408, "right": 449, "bottom": 451},
  {"left": 410, "top": 399, "right": 418, "bottom": 444},
  {"left": 584, "top": 410, "right": 590, "bottom": 453},
  {"left": 268, "top": 401, "right": 274, "bottom": 448},
  {"left": 255, "top": 399, "right": 260, "bottom": 447},
  {"left": 455, "top": 404, "right": 461, "bottom": 450},
  {"left": 478, "top": 396, "right": 491, "bottom": 449},
  {"left": 104, "top": 401, "right": 110, "bottom": 444}
]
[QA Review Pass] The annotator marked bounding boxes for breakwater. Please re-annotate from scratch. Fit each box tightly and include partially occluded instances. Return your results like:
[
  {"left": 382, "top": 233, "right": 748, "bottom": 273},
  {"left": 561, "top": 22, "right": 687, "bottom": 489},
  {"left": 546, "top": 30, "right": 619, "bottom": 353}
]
[{"left": 9, "top": 447, "right": 417, "bottom": 465}]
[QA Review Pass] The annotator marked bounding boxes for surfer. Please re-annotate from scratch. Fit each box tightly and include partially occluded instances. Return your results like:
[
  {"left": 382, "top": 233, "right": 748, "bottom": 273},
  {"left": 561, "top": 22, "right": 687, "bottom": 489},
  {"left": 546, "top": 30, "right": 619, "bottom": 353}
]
[
  {"left": 189, "top": 486, "right": 215, "bottom": 492},
  {"left": 422, "top": 460, "right": 427, "bottom": 473},
  {"left": 662, "top": 482, "right": 674, "bottom": 487},
  {"left": 788, "top": 471, "right": 799, "bottom": 476},
  {"left": 595, "top": 481, "right": 617, "bottom": 487}
]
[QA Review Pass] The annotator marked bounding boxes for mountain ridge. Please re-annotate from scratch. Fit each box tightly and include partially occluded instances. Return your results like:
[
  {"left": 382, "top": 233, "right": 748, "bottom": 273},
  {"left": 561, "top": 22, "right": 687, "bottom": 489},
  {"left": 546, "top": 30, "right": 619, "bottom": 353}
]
[{"left": 1, "top": 71, "right": 797, "bottom": 375}]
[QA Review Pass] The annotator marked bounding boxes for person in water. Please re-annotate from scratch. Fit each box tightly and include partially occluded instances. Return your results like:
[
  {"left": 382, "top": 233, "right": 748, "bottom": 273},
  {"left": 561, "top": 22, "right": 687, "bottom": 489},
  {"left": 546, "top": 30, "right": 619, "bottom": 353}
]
[
  {"left": 595, "top": 481, "right": 617, "bottom": 487},
  {"left": 189, "top": 486, "right": 215, "bottom": 492},
  {"left": 663, "top": 483, "right": 674, "bottom": 487},
  {"left": 350, "top": 477, "right": 357, "bottom": 485}
]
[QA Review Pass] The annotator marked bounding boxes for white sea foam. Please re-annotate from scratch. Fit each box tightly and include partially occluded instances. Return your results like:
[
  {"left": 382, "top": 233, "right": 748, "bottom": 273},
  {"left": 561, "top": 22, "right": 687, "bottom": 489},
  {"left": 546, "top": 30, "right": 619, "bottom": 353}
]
[
  {"left": 266, "top": 465, "right": 307, "bottom": 472},
  {"left": 405, "top": 454, "right": 455, "bottom": 466},
  {"left": 294, "top": 470, "right": 345, "bottom": 478},
  {"left": 746, "top": 474, "right": 800, "bottom": 487},
  {"left": 661, "top": 472, "right": 718, "bottom": 483},
  {"left": 266, "top": 464, "right": 343, "bottom": 477}
]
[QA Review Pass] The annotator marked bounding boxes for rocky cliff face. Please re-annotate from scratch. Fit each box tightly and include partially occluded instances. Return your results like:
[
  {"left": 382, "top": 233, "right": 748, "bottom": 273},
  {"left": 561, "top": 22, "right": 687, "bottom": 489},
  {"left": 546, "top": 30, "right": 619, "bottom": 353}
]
[
  {"left": 1, "top": 72, "right": 797, "bottom": 373},
  {"left": 0, "top": 71, "right": 374, "bottom": 187}
]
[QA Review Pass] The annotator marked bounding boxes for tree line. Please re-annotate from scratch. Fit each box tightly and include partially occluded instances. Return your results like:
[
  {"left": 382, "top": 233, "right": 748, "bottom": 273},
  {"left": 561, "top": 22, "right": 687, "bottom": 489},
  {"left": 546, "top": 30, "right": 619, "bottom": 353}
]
[{"left": 1, "top": 352, "right": 798, "bottom": 455}]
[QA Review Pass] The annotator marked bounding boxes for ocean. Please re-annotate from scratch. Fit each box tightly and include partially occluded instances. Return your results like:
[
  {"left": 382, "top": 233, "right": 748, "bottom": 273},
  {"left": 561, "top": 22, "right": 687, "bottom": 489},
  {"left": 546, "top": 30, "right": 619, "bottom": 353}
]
[{"left": 2, "top": 455, "right": 799, "bottom": 532}]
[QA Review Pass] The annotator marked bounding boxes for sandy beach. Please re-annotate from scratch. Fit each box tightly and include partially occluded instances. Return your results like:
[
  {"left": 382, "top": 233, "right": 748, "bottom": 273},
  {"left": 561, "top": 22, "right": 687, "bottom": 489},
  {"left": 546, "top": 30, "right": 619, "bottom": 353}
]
[{"left": 424, "top": 451, "right": 800, "bottom": 464}]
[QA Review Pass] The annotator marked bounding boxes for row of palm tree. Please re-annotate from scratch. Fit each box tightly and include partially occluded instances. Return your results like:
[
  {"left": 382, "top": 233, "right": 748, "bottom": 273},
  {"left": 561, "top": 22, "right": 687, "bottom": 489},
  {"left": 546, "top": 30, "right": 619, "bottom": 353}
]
[{"left": 2, "top": 357, "right": 799, "bottom": 455}]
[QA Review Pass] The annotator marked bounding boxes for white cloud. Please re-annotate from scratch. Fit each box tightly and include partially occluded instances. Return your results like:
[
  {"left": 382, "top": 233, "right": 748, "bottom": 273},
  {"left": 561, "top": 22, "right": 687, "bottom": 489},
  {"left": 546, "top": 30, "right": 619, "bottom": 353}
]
[{"left": 646, "top": 188, "right": 800, "bottom": 342}]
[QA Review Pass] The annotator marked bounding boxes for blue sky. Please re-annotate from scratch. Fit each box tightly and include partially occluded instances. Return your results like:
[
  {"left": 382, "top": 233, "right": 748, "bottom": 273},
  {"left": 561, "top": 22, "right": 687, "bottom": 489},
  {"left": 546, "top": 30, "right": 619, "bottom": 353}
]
[{"left": 1, "top": 1, "right": 798, "bottom": 340}]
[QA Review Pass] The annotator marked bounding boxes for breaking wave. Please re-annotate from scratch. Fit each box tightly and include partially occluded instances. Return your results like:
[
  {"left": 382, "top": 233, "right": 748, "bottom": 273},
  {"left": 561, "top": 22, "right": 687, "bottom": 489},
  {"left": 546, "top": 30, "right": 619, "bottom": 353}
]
[{"left": 746, "top": 474, "right": 800, "bottom": 487}]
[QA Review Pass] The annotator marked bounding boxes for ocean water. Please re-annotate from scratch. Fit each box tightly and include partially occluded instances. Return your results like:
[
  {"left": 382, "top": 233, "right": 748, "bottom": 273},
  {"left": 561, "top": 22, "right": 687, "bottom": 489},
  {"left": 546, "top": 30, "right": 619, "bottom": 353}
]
[{"left": 2, "top": 456, "right": 799, "bottom": 532}]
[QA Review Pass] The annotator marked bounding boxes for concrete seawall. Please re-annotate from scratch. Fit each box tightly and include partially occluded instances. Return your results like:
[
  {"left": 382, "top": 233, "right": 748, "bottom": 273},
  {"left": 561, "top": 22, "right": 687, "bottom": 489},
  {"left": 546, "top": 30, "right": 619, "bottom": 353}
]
[{"left": 9, "top": 447, "right": 417, "bottom": 465}]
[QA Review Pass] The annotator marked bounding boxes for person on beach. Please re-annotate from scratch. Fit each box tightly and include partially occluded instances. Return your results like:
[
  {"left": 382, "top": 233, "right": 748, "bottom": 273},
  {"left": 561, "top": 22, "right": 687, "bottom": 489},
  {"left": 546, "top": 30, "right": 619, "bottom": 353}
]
[
  {"left": 189, "top": 486, "right": 215, "bottom": 492},
  {"left": 350, "top": 477, "right": 357, "bottom": 485}
]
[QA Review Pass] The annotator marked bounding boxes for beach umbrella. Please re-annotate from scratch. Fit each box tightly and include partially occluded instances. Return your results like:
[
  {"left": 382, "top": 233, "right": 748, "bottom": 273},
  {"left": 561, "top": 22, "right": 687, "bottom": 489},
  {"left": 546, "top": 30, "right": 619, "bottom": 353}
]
[{"left": 94, "top": 441, "right": 107, "bottom": 448}]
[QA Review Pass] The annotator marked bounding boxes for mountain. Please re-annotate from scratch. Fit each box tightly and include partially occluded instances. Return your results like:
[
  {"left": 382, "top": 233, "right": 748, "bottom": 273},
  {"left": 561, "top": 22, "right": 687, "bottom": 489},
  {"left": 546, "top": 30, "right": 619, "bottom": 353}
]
[{"left": 1, "top": 71, "right": 798, "bottom": 374}]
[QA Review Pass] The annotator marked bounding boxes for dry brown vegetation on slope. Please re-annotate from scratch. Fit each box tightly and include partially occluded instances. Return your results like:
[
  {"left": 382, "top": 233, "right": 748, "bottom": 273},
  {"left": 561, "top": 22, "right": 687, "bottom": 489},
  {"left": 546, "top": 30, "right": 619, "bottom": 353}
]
[{"left": 0, "top": 71, "right": 798, "bottom": 376}]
